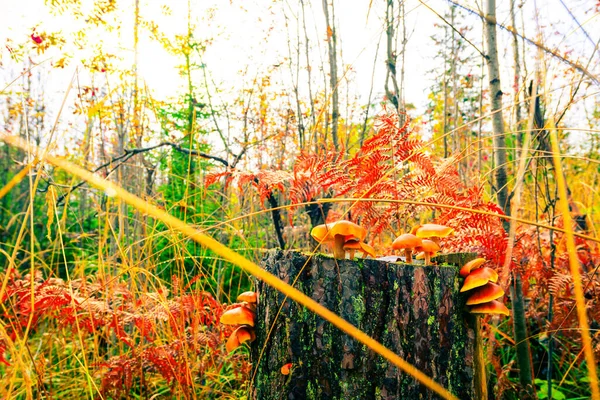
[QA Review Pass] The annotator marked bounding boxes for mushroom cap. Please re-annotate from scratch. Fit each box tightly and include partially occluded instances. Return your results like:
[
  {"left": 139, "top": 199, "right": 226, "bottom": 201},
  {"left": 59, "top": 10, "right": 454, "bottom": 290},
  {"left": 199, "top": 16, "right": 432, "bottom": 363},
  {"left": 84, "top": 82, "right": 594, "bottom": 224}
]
[
  {"left": 310, "top": 220, "right": 367, "bottom": 243},
  {"left": 414, "top": 224, "right": 454, "bottom": 239},
  {"left": 415, "top": 239, "right": 440, "bottom": 253},
  {"left": 466, "top": 282, "right": 505, "bottom": 305},
  {"left": 460, "top": 267, "right": 499, "bottom": 292},
  {"left": 343, "top": 240, "right": 376, "bottom": 258},
  {"left": 392, "top": 233, "right": 422, "bottom": 250},
  {"left": 220, "top": 306, "right": 256, "bottom": 327},
  {"left": 237, "top": 291, "right": 257, "bottom": 304},
  {"left": 281, "top": 363, "right": 293, "bottom": 375},
  {"left": 226, "top": 326, "right": 256, "bottom": 353},
  {"left": 409, "top": 224, "right": 422, "bottom": 235},
  {"left": 342, "top": 240, "right": 362, "bottom": 251},
  {"left": 469, "top": 300, "right": 510, "bottom": 316},
  {"left": 359, "top": 242, "right": 377, "bottom": 258},
  {"left": 459, "top": 258, "right": 487, "bottom": 277}
]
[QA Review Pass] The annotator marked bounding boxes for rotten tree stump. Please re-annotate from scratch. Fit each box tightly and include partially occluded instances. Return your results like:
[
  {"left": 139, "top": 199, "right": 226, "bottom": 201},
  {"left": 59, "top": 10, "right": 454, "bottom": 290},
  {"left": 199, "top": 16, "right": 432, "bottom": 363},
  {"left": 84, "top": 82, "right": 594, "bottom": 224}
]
[{"left": 251, "top": 250, "right": 477, "bottom": 400}]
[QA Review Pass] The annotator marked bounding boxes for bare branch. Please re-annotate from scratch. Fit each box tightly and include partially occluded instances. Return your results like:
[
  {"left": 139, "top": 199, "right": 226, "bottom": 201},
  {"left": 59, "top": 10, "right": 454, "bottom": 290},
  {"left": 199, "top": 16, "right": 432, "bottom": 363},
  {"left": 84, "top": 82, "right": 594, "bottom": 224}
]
[
  {"left": 51, "top": 141, "right": 233, "bottom": 205},
  {"left": 447, "top": 0, "right": 600, "bottom": 86}
]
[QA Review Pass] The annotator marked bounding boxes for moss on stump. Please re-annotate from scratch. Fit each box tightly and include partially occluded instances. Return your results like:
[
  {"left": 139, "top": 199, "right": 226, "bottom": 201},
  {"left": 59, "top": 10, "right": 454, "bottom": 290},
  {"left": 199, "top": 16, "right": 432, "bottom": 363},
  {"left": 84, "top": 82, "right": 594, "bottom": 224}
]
[{"left": 250, "top": 250, "right": 477, "bottom": 399}]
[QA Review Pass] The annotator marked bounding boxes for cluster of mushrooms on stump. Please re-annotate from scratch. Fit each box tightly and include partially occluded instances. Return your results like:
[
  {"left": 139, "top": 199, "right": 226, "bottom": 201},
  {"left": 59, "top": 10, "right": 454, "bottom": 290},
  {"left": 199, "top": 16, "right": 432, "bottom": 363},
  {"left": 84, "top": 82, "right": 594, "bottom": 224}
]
[{"left": 306, "top": 220, "right": 509, "bottom": 316}]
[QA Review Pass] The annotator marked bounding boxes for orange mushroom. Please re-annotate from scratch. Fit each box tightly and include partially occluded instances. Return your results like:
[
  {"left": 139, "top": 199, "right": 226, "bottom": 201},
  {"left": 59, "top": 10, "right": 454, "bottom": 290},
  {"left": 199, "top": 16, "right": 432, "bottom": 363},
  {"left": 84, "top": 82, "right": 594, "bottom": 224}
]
[
  {"left": 415, "top": 239, "right": 440, "bottom": 266},
  {"left": 343, "top": 240, "right": 362, "bottom": 260},
  {"left": 459, "top": 258, "right": 487, "bottom": 277},
  {"left": 392, "top": 233, "right": 422, "bottom": 264},
  {"left": 459, "top": 258, "right": 510, "bottom": 317},
  {"left": 412, "top": 223, "right": 454, "bottom": 244},
  {"left": 460, "top": 267, "right": 499, "bottom": 292},
  {"left": 226, "top": 326, "right": 257, "bottom": 353},
  {"left": 310, "top": 220, "right": 367, "bottom": 259},
  {"left": 237, "top": 291, "right": 257, "bottom": 304},
  {"left": 281, "top": 362, "right": 293, "bottom": 375},
  {"left": 237, "top": 291, "right": 258, "bottom": 312},
  {"left": 469, "top": 300, "right": 510, "bottom": 316},
  {"left": 466, "top": 282, "right": 505, "bottom": 305},
  {"left": 220, "top": 306, "right": 256, "bottom": 327},
  {"left": 342, "top": 240, "right": 377, "bottom": 260},
  {"left": 358, "top": 242, "right": 376, "bottom": 258}
]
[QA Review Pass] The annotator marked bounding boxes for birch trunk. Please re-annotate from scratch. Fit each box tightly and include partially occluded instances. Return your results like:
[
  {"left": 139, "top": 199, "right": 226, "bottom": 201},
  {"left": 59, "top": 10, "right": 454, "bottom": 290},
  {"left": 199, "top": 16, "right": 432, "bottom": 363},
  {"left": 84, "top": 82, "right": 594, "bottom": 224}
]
[
  {"left": 485, "top": 1, "right": 534, "bottom": 397},
  {"left": 484, "top": 0, "right": 510, "bottom": 222},
  {"left": 322, "top": 0, "right": 339, "bottom": 148}
]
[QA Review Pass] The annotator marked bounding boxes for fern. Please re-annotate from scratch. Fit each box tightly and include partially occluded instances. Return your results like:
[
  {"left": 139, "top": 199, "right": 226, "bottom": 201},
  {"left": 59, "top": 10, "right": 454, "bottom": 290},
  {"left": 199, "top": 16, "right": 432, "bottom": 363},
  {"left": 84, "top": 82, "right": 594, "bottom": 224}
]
[
  {"left": 208, "top": 113, "right": 508, "bottom": 248},
  {"left": 0, "top": 271, "right": 247, "bottom": 396}
]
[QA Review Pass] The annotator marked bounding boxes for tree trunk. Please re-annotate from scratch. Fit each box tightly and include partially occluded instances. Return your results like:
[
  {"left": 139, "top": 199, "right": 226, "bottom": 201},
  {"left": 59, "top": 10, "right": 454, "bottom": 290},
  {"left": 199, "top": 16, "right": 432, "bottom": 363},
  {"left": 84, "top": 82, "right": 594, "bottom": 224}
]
[
  {"left": 485, "top": 1, "right": 534, "bottom": 396},
  {"left": 251, "top": 250, "right": 477, "bottom": 399},
  {"left": 510, "top": 0, "right": 523, "bottom": 151},
  {"left": 384, "top": 0, "right": 401, "bottom": 113},
  {"left": 484, "top": 0, "right": 510, "bottom": 224},
  {"left": 322, "top": 0, "right": 339, "bottom": 148}
]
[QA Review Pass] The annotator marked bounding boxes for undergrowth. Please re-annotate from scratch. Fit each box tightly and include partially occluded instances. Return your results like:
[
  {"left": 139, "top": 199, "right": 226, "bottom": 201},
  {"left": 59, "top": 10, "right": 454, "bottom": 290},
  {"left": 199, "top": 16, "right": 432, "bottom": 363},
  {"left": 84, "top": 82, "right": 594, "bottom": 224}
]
[{"left": 1, "top": 113, "right": 598, "bottom": 399}]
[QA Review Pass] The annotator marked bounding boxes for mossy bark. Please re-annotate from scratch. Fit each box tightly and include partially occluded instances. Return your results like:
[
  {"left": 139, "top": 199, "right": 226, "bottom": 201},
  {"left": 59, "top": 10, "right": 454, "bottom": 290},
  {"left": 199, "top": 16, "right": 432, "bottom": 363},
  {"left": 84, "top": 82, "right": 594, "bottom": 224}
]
[{"left": 251, "top": 250, "right": 477, "bottom": 399}]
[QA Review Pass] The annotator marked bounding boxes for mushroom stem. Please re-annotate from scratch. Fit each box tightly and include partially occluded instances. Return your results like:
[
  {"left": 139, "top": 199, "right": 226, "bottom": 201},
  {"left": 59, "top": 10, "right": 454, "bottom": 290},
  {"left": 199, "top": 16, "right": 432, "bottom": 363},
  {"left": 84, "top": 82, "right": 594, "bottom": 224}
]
[
  {"left": 347, "top": 249, "right": 356, "bottom": 260},
  {"left": 333, "top": 234, "right": 345, "bottom": 259},
  {"left": 424, "top": 252, "right": 431, "bottom": 266},
  {"left": 405, "top": 249, "right": 413, "bottom": 264}
]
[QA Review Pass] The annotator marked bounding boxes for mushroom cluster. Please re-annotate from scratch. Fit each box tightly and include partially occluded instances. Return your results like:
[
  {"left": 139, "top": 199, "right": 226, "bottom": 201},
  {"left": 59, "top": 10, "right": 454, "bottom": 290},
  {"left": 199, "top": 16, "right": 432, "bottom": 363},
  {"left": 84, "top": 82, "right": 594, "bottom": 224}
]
[
  {"left": 220, "top": 291, "right": 258, "bottom": 352},
  {"left": 310, "top": 220, "right": 376, "bottom": 260},
  {"left": 459, "top": 258, "right": 509, "bottom": 315},
  {"left": 392, "top": 223, "right": 453, "bottom": 265}
]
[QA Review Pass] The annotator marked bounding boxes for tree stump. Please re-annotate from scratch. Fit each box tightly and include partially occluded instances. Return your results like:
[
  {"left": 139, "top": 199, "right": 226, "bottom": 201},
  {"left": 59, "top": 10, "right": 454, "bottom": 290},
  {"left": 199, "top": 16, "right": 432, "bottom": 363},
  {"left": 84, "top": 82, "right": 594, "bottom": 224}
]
[{"left": 251, "top": 250, "right": 477, "bottom": 400}]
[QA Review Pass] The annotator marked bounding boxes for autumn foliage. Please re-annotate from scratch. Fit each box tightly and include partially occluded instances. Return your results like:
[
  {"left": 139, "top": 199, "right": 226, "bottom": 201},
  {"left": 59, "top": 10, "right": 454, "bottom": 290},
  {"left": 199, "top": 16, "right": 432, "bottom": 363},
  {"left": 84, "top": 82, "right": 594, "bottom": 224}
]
[
  {"left": 0, "top": 270, "right": 249, "bottom": 398},
  {"left": 2, "top": 1, "right": 600, "bottom": 397}
]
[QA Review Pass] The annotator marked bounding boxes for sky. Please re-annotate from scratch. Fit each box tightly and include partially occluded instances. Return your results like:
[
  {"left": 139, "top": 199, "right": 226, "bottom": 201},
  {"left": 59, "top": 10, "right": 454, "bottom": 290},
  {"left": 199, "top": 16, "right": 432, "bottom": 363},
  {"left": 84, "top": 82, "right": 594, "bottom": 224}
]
[
  {"left": 1, "top": 0, "right": 599, "bottom": 147},
  {"left": 0, "top": 0, "right": 438, "bottom": 109}
]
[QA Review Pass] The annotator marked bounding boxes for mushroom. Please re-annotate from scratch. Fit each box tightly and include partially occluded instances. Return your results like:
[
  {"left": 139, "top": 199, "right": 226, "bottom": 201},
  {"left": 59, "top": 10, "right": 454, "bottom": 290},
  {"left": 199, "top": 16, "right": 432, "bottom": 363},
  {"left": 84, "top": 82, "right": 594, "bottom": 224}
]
[
  {"left": 281, "top": 362, "right": 293, "bottom": 375},
  {"left": 220, "top": 300, "right": 258, "bottom": 354},
  {"left": 237, "top": 291, "right": 258, "bottom": 311},
  {"left": 237, "top": 291, "right": 257, "bottom": 303},
  {"left": 358, "top": 242, "right": 377, "bottom": 258},
  {"left": 459, "top": 258, "right": 487, "bottom": 277},
  {"left": 469, "top": 300, "right": 510, "bottom": 316},
  {"left": 465, "top": 282, "right": 505, "bottom": 305},
  {"left": 342, "top": 240, "right": 377, "bottom": 260},
  {"left": 459, "top": 259, "right": 510, "bottom": 316},
  {"left": 392, "top": 233, "right": 422, "bottom": 264},
  {"left": 220, "top": 305, "right": 256, "bottom": 327},
  {"left": 226, "top": 326, "right": 256, "bottom": 353},
  {"left": 414, "top": 239, "right": 440, "bottom": 266},
  {"left": 343, "top": 240, "right": 362, "bottom": 260},
  {"left": 412, "top": 223, "right": 454, "bottom": 245},
  {"left": 310, "top": 220, "right": 367, "bottom": 259},
  {"left": 460, "top": 267, "right": 499, "bottom": 292}
]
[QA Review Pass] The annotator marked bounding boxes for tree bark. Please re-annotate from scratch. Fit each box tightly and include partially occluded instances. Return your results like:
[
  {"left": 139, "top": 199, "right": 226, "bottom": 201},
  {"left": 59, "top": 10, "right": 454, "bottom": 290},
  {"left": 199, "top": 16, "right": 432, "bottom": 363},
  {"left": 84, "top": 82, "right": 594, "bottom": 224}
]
[
  {"left": 322, "top": 0, "right": 339, "bottom": 149},
  {"left": 484, "top": 0, "right": 510, "bottom": 224},
  {"left": 251, "top": 250, "right": 477, "bottom": 399},
  {"left": 384, "top": 0, "right": 401, "bottom": 113},
  {"left": 510, "top": 0, "right": 523, "bottom": 151}
]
